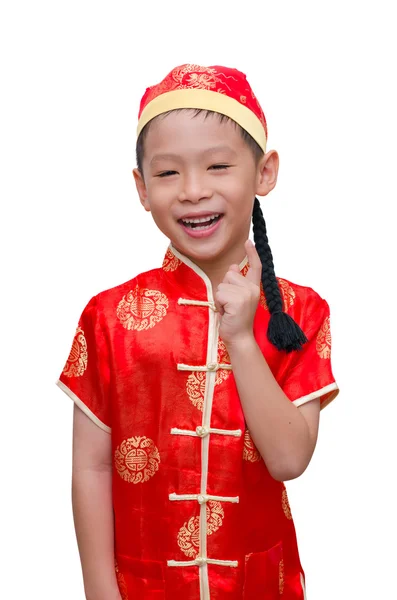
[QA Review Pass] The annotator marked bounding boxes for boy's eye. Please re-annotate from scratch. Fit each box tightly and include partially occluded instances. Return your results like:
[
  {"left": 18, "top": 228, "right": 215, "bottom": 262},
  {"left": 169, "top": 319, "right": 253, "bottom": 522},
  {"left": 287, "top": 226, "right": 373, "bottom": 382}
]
[
  {"left": 209, "top": 164, "right": 230, "bottom": 170},
  {"left": 157, "top": 170, "right": 178, "bottom": 178}
]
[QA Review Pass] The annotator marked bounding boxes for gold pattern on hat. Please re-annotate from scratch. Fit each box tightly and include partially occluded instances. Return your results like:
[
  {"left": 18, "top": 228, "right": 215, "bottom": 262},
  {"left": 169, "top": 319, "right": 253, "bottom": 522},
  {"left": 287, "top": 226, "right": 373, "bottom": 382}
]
[
  {"left": 117, "top": 286, "right": 169, "bottom": 331},
  {"left": 177, "top": 501, "right": 225, "bottom": 558},
  {"left": 145, "top": 65, "right": 234, "bottom": 106},
  {"left": 281, "top": 487, "right": 292, "bottom": 520},
  {"left": 162, "top": 248, "right": 182, "bottom": 272},
  {"left": 251, "top": 89, "right": 267, "bottom": 129},
  {"left": 114, "top": 436, "right": 160, "bottom": 484},
  {"left": 243, "top": 429, "right": 262, "bottom": 462},
  {"left": 114, "top": 560, "right": 128, "bottom": 600},
  {"left": 62, "top": 326, "right": 88, "bottom": 377},
  {"left": 316, "top": 316, "right": 331, "bottom": 358}
]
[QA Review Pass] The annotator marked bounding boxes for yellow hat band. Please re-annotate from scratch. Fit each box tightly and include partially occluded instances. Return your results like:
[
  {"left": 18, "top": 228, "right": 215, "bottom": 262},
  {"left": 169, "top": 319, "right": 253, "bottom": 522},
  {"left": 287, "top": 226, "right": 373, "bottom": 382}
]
[{"left": 137, "top": 88, "right": 267, "bottom": 153}]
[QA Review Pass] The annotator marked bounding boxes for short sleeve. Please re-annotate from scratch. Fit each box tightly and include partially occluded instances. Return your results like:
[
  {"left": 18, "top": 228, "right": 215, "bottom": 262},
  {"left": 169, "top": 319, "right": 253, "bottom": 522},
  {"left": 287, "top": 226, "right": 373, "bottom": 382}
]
[
  {"left": 57, "top": 295, "right": 111, "bottom": 432},
  {"left": 280, "top": 294, "right": 339, "bottom": 410}
]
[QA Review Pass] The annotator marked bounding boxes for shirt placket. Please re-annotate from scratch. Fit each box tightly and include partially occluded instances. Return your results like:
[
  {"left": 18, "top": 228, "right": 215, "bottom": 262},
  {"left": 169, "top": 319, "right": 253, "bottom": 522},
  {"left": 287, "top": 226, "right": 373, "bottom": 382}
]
[{"left": 167, "top": 290, "right": 241, "bottom": 600}]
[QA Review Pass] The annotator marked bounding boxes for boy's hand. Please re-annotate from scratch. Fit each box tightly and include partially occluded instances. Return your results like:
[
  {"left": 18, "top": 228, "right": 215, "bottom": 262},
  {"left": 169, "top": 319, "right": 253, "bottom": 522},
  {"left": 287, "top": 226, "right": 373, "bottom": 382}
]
[{"left": 215, "top": 239, "right": 262, "bottom": 345}]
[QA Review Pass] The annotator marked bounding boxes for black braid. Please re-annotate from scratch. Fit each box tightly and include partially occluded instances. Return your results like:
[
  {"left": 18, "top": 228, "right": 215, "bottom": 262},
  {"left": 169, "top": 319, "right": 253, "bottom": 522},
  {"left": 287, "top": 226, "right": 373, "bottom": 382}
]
[{"left": 252, "top": 197, "right": 308, "bottom": 353}]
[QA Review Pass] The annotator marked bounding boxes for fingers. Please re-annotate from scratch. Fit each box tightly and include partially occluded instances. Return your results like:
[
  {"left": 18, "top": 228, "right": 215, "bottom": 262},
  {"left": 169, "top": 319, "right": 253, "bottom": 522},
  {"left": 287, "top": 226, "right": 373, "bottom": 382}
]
[
  {"left": 214, "top": 298, "right": 225, "bottom": 315},
  {"left": 244, "top": 239, "right": 262, "bottom": 286},
  {"left": 215, "top": 284, "right": 244, "bottom": 312},
  {"left": 223, "top": 269, "right": 248, "bottom": 287},
  {"left": 229, "top": 264, "right": 240, "bottom": 273}
]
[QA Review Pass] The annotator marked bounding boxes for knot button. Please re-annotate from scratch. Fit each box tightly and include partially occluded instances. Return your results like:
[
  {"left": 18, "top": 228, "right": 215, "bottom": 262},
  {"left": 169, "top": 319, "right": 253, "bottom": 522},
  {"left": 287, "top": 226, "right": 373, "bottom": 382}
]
[
  {"left": 194, "top": 557, "right": 207, "bottom": 567},
  {"left": 207, "top": 362, "right": 218, "bottom": 371},
  {"left": 196, "top": 426, "right": 209, "bottom": 438},
  {"left": 197, "top": 494, "right": 207, "bottom": 504}
]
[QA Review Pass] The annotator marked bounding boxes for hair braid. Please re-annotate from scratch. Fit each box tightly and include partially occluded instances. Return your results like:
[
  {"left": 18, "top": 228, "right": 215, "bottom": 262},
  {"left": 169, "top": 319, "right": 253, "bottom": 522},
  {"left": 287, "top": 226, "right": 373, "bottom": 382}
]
[{"left": 252, "top": 197, "right": 308, "bottom": 353}]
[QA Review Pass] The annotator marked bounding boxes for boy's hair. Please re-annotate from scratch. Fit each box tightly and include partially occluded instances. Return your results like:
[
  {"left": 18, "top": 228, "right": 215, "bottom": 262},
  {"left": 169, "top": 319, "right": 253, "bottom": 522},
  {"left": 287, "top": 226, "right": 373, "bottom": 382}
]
[{"left": 136, "top": 109, "right": 308, "bottom": 353}]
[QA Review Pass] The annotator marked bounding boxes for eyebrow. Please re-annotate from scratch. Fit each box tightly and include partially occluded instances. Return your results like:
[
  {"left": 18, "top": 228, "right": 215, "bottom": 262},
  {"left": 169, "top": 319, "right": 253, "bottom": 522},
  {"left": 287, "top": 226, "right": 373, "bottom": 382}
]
[{"left": 150, "top": 145, "right": 238, "bottom": 166}]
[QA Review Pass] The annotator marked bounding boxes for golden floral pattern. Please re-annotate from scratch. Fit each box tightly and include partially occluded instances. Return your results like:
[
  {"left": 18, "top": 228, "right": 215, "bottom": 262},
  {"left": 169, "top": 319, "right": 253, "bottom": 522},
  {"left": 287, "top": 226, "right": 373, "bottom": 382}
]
[
  {"left": 117, "top": 286, "right": 169, "bottom": 331},
  {"left": 162, "top": 248, "right": 181, "bottom": 272},
  {"left": 281, "top": 488, "right": 292, "bottom": 520},
  {"left": 62, "top": 326, "right": 88, "bottom": 377},
  {"left": 215, "top": 338, "right": 231, "bottom": 385},
  {"left": 115, "top": 436, "right": 160, "bottom": 484},
  {"left": 186, "top": 339, "right": 232, "bottom": 411},
  {"left": 251, "top": 89, "right": 267, "bottom": 130},
  {"left": 243, "top": 430, "right": 262, "bottom": 462},
  {"left": 177, "top": 501, "right": 225, "bottom": 558},
  {"left": 259, "top": 278, "right": 296, "bottom": 312},
  {"left": 186, "top": 371, "right": 206, "bottom": 411},
  {"left": 279, "top": 558, "right": 285, "bottom": 594},
  {"left": 144, "top": 64, "right": 237, "bottom": 105},
  {"left": 115, "top": 560, "right": 128, "bottom": 600},
  {"left": 316, "top": 315, "right": 331, "bottom": 359}
]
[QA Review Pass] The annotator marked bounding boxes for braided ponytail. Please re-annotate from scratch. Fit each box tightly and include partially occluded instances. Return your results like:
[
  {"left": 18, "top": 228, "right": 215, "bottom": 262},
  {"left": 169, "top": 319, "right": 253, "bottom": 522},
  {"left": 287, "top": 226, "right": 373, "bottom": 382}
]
[{"left": 252, "top": 197, "right": 308, "bottom": 353}]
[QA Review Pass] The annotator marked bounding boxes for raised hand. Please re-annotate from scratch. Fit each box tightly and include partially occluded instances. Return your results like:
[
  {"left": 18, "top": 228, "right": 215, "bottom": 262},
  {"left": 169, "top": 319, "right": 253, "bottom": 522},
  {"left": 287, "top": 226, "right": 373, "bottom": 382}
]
[{"left": 215, "top": 239, "right": 262, "bottom": 345}]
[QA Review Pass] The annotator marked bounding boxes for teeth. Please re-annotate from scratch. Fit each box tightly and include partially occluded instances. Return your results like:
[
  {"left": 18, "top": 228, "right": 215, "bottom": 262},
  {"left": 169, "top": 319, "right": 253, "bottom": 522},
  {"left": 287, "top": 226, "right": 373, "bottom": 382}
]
[
  {"left": 182, "top": 213, "right": 220, "bottom": 224},
  {"left": 191, "top": 224, "right": 214, "bottom": 230}
]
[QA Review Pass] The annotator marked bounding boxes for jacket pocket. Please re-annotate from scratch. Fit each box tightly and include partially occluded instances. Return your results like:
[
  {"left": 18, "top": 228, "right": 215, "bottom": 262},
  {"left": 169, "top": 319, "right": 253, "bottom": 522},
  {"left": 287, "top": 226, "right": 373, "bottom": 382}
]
[
  {"left": 115, "top": 555, "right": 165, "bottom": 599},
  {"left": 243, "top": 540, "right": 284, "bottom": 599}
]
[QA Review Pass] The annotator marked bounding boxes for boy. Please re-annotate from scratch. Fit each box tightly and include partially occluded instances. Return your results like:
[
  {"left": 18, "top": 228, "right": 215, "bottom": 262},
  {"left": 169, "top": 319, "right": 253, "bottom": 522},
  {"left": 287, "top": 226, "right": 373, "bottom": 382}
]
[{"left": 58, "top": 64, "right": 339, "bottom": 599}]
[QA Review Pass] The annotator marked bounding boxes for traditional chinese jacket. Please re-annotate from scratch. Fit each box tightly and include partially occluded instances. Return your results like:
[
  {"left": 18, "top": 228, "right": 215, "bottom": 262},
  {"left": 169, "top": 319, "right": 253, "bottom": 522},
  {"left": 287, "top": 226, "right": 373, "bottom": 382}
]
[{"left": 58, "top": 243, "right": 339, "bottom": 600}]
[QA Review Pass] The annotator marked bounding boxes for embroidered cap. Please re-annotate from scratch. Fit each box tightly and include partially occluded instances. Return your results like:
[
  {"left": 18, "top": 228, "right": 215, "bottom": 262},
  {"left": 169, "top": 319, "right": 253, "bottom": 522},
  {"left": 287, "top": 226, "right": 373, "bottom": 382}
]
[{"left": 137, "top": 64, "right": 268, "bottom": 153}]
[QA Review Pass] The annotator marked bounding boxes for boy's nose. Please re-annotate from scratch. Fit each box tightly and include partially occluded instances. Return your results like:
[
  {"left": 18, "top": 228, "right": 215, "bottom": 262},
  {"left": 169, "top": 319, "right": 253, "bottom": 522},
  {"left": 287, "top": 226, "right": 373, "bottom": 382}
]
[
  {"left": 178, "top": 187, "right": 213, "bottom": 203},
  {"left": 178, "top": 175, "right": 213, "bottom": 203}
]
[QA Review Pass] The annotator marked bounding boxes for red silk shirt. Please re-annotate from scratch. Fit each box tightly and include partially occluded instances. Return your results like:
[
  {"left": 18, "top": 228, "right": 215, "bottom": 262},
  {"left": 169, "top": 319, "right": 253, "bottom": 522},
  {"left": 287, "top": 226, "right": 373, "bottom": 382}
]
[{"left": 58, "top": 243, "right": 339, "bottom": 600}]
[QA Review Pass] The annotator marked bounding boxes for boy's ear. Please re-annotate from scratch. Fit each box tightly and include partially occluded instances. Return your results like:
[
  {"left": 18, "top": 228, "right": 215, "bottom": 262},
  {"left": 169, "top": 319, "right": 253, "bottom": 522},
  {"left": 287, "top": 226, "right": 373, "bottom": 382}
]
[
  {"left": 256, "top": 150, "right": 279, "bottom": 197},
  {"left": 133, "top": 168, "right": 151, "bottom": 211}
]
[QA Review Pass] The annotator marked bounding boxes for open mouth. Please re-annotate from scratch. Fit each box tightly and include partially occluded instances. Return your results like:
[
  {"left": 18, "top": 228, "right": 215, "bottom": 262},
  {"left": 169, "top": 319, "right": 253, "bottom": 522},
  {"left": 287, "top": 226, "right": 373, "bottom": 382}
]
[{"left": 179, "top": 213, "right": 223, "bottom": 231}]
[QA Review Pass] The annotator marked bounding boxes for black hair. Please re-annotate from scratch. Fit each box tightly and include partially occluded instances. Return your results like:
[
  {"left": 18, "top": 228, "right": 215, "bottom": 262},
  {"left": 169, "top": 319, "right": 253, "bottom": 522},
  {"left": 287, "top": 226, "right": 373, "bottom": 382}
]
[{"left": 136, "top": 109, "right": 308, "bottom": 353}]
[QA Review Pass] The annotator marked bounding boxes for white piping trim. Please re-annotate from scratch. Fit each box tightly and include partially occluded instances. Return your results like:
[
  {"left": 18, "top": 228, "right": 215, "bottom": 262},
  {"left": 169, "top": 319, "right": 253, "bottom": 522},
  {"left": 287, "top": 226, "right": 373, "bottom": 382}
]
[
  {"left": 200, "top": 563, "right": 205, "bottom": 600},
  {"left": 170, "top": 427, "right": 242, "bottom": 438},
  {"left": 177, "top": 363, "right": 232, "bottom": 372},
  {"left": 169, "top": 493, "right": 239, "bottom": 503},
  {"left": 200, "top": 278, "right": 218, "bottom": 599},
  {"left": 168, "top": 243, "right": 244, "bottom": 598},
  {"left": 292, "top": 382, "right": 339, "bottom": 408},
  {"left": 300, "top": 572, "right": 307, "bottom": 599},
  {"left": 167, "top": 558, "right": 238, "bottom": 568},
  {"left": 56, "top": 380, "right": 111, "bottom": 434},
  {"left": 169, "top": 244, "right": 217, "bottom": 599}
]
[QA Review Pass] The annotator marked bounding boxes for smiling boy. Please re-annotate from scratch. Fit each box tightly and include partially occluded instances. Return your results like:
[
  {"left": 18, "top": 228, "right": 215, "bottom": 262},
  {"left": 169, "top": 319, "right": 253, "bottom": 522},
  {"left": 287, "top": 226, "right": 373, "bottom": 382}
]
[{"left": 58, "top": 64, "right": 339, "bottom": 599}]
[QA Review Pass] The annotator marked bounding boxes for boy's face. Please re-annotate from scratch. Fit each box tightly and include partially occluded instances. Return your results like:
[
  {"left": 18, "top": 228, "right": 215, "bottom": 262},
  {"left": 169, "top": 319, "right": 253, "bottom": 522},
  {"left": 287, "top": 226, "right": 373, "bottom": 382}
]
[{"left": 133, "top": 111, "right": 278, "bottom": 267}]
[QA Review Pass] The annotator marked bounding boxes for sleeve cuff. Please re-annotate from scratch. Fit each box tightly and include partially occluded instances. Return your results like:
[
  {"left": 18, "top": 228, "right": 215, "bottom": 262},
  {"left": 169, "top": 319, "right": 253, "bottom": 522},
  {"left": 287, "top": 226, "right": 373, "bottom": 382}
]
[
  {"left": 292, "top": 382, "right": 339, "bottom": 411},
  {"left": 56, "top": 380, "right": 112, "bottom": 433}
]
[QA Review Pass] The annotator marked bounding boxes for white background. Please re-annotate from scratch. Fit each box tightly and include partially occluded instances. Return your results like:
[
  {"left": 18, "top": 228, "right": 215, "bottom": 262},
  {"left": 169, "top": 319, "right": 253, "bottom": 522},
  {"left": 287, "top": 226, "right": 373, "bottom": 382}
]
[{"left": 1, "top": 1, "right": 396, "bottom": 598}]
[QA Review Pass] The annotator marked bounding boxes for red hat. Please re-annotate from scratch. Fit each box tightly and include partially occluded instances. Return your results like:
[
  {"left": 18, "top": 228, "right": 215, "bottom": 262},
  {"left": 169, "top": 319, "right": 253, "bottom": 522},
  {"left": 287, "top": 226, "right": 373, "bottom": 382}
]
[{"left": 137, "top": 64, "right": 268, "bottom": 153}]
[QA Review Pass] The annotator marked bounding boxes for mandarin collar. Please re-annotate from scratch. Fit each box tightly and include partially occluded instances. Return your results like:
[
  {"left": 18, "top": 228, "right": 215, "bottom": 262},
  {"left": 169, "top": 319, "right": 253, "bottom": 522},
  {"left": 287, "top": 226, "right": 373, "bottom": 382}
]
[{"left": 161, "top": 243, "right": 249, "bottom": 301}]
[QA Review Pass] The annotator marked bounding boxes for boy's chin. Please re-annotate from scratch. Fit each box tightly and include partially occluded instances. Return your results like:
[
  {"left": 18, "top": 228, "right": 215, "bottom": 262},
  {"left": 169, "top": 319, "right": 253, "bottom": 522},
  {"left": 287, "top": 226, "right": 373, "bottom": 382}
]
[{"left": 171, "top": 241, "right": 226, "bottom": 263}]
